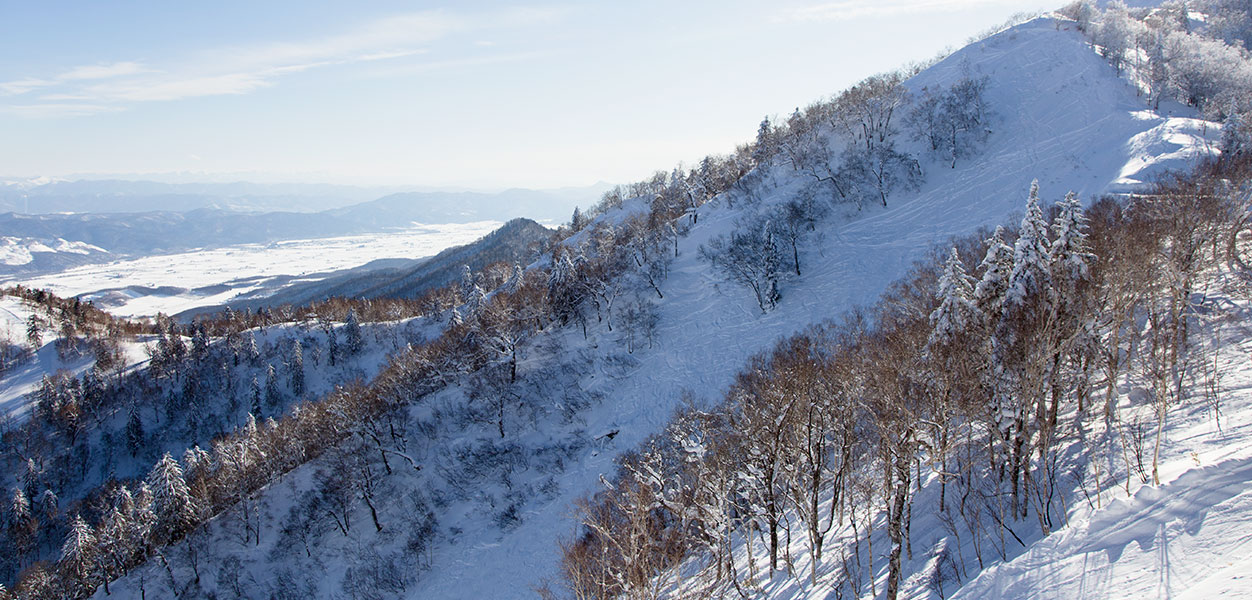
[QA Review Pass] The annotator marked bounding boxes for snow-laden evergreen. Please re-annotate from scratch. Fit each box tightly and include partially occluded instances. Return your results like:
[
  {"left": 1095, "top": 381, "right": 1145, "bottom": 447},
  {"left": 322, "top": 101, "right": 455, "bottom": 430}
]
[{"left": 927, "top": 247, "right": 980, "bottom": 350}]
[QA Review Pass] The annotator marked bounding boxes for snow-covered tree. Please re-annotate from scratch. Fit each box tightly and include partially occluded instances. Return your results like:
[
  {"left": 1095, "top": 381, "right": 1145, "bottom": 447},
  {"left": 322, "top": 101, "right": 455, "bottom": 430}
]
[
  {"left": 700, "top": 218, "right": 783, "bottom": 312},
  {"left": 1096, "top": 1, "right": 1135, "bottom": 74},
  {"left": 1049, "top": 191, "right": 1095, "bottom": 309},
  {"left": 343, "top": 309, "right": 364, "bottom": 357},
  {"left": 1003, "top": 181, "right": 1053, "bottom": 313},
  {"left": 37, "top": 489, "right": 58, "bottom": 524},
  {"left": 928, "top": 248, "right": 981, "bottom": 351},
  {"left": 60, "top": 514, "right": 98, "bottom": 597},
  {"left": 973, "top": 226, "right": 1014, "bottom": 317},
  {"left": 288, "top": 338, "right": 305, "bottom": 397},
  {"left": 125, "top": 411, "right": 145, "bottom": 458},
  {"left": 753, "top": 116, "right": 777, "bottom": 165},
  {"left": 146, "top": 452, "right": 199, "bottom": 545},
  {"left": 265, "top": 364, "right": 283, "bottom": 410},
  {"left": 8, "top": 488, "right": 36, "bottom": 563},
  {"left": 25, "top": 314, "right": 42, "bottom": 350}
]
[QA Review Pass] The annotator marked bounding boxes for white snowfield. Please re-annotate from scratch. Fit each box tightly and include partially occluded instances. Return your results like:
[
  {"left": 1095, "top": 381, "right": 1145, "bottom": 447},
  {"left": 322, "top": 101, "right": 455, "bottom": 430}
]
[
  {"left": 4, "top": 221, "right": 501, "bottom": 318},
  {"left": 0, "top": 236, "right": 107, "bottom": 266},
  {"left": 89, "top": 15, "right": 1228, "bottom": 600},
  {"left": 954, "top": 459, "right": 1252, "bottom": 600}
]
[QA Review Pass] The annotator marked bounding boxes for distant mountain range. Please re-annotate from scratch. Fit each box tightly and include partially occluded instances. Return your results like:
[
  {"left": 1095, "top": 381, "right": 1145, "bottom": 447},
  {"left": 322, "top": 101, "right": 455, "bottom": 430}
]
[
  {"left": 0, "top": 181, "right": 607, "bottom": 278},
  {"left": 0, "top": 178, "right": 612, "bottom": 215}
]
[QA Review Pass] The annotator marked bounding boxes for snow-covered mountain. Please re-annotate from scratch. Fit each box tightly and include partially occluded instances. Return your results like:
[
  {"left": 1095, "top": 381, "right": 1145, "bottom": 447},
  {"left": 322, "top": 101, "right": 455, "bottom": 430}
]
[
  {"left": 6, "top": 3, "right": 1252, "bottom": 599},
  {"left": 69, "top": 11, "right": 1228, "bottom": 600}
]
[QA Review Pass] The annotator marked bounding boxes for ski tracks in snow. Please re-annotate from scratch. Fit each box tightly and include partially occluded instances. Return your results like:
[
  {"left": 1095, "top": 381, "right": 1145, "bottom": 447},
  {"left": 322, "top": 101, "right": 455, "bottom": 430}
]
[{"left": 952, "top": 456, "right": 1252, "bottom": 600}]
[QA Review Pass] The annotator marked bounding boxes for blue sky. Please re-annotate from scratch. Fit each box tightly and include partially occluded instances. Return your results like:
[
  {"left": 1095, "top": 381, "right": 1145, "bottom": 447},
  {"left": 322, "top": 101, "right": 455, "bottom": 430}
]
[{"left": 0, "top": 1, "right": 1055, "bottom": 189}]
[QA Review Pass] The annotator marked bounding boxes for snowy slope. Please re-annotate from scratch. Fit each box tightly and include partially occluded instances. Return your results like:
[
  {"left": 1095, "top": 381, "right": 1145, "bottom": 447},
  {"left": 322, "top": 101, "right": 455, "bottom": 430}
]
[
  {"left": 90, "top": 15, "right": 1221, "bottom": 600},
  {"left": 947, "top": 278, "right": 1252, "bottom": 600},
  {"left": 413, "top": 16, "right": 1218, "bottom": 599}
]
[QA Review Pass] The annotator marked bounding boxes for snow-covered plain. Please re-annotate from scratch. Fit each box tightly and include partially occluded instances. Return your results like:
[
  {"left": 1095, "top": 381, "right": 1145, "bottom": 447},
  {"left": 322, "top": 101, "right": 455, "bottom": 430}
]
[
  {"left": 89, "top": 15, "right": 1231, "bottom": 600},
  {"left": 3, "top": 221, "right": 501, "bottom": 318}
]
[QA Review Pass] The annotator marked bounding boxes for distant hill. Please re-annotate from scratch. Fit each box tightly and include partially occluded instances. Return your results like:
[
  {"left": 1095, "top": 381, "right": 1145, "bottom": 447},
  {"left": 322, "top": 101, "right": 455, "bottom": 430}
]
[{"left": 201, "top": 217, "right": 552, "bottom": 314}]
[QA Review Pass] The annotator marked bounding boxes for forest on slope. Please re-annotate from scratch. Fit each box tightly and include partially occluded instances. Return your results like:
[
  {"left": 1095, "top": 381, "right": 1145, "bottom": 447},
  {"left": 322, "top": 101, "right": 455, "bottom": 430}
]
[{"left": 0, "top": 1, "right": 1249, "bottom": 599}]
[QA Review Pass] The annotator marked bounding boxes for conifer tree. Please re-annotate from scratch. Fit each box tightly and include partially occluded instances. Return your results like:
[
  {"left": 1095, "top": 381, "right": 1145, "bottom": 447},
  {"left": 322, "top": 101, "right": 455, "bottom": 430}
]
[
  {"left": 125, "top": 411, "right": 145, "bottom": 458},
  {"left": 146, "top": 452, "right": 198, "bottom": 545},
  {"left": 25, "top": 315, "right": 41, "bottom": 350},
  {"left": 928, "top": 247, "right": 980, "bottom": 351},
  {"left": 289, "top": 339, "right": 305, "bottom": 396},
  {"left": 974, "top": 226, "right": 1014, "bottom": 325},
  {"left": 343, "top": 310, "right": 364, "bottom": 356},
  {"left": 265, "top": 364, "right": 282, "bottom": 410},
  {"left": 60, "top": 514, "right": 98, "bottom": 597}
]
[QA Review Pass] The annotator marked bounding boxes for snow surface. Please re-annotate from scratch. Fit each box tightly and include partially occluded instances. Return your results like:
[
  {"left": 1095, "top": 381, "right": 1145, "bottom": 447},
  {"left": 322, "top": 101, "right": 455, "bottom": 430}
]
[
  {"left": 946, "top": 282, "right": 1252, "bottom": 600},
  {"left": 0, "top": 236, "right": 108, "bottom": 266},
  {"left": 0, "top": 295, "right": 148, "bottom": 417},
  {"left": 3, "top": 222, "right": 501, "bottom": 317},
  {"left": 90, "top": 16, "right": 1228, "bottom": 600}
]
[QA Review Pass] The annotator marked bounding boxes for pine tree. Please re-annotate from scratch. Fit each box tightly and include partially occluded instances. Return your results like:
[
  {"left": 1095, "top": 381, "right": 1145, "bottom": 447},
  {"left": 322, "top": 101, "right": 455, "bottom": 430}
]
[
  {"left": 1049, "top": 191, "right": 1094, "bottom": 302},
  {"left": 506, "top": 263, "right": 524, "bottom": 293},
  {"left": 343, "top": 310, "right": 364, "bottom": 356},
  {"left": 166, "top": 321, "right": 186, "bottom": 361},
  {"left": 265, "top": 364, "right": 282, "bottom": 409},
  {"left": 927, "top": 247, "right": 981, "bottom": 350},
  {"left": 289, "top": 339, "right": 305, "bottom": 397},
  {"left": 8, "top": 488, "right": 36, "bottom": 562},
  {"left": 973, "top": 225, "right": 1014, "bottom": 317},
  {"left": 753, "top": 116, "right": 775, "bottom": 164},
  {"left": 326, "top": 325, "right": 339, "bottom": 366},
  {"left": 95, "top": 503, "right": 129, "bottom": 595},
  {"left": 125, "top": 411, "right": 145, "bottom": 458},
  {"left": 25, "top": 314, "right": 42, "bottom": 350},
  {"left": 460, "top": 265, "right": 476, "bottom": 299},
  {"left": 60, "top": 514, "right": 98, "bottom": 596},
  {"left": 37, "top": 489, "right": 57, "bottom": 523},
  {"left": 191, "top": 326, "right": 210, "bottom": 358},
  {"left": 246, "top": 333, "right": 260, "bottom": 365},
  {"left": 250, "top": 376, "right": 263, "bottom": 416},
  {"left": 146, "top": 452, "right": 199, "bottom": 545},
  {"left": 1003, "top": 181, "right": 1052, "bottom": 313}
]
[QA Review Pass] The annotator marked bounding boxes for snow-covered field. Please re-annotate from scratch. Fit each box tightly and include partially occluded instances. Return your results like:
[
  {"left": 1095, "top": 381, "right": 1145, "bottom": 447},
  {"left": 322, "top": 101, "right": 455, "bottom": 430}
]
[{"left": 2, "top": 221, "right": 501, "bottom": 318}]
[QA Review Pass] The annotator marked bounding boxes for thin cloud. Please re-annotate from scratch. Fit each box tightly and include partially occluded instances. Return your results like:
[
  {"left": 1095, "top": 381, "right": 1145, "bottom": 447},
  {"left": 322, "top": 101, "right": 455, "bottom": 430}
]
[
  {"left": 0, "top": 78, "right": 52, "bottom": 96},
  {"left": 781, "top": 0, "right": 1010, "bottom": 22},
  {"left": 0, "top": 103, "right": 122, "bottom": 118},
  {"left": 0, "top": 62, "right": 150, "bottom": 96},
  {"left": 59, "top": 61, "right": 150, "bottom": 81},
  {"left": 1, "top": 8, "right": 556, "bottom": 116}
]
